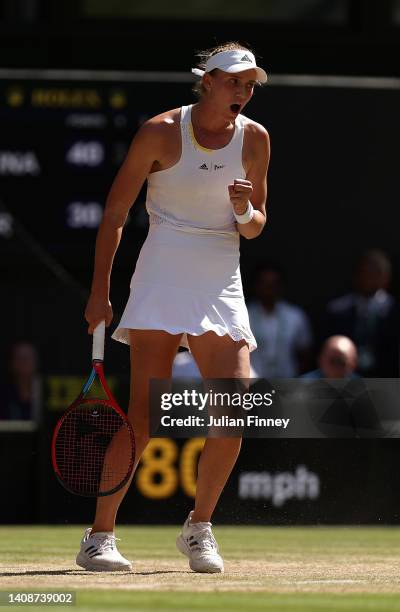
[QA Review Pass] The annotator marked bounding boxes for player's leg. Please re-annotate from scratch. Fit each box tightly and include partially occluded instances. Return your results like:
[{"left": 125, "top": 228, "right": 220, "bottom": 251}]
[
  {"left": 93, "top": 329, "right": 182, "bottom": 531},
  {"left": 77, "top": 329, "right": 182, "bottom": 571},
  {"left": 188, "top": 331, "right": 249, "bottom": 521},
  {"left": 176, "top": 331, "right": 250, "bottom": 572}
]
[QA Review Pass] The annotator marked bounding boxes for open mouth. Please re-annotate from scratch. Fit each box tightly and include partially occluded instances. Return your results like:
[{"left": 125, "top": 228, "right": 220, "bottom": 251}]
[{"left": 230, "top": 104, "right": 241, "bottom": 113}]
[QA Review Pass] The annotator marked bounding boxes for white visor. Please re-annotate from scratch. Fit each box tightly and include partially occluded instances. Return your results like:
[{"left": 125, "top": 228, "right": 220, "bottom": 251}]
[{"left": 192, "top": 49, "right": 267, "bottom": 84}]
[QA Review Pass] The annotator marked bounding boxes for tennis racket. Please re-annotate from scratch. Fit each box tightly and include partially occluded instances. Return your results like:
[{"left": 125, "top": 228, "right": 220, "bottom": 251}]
[{"left": 51, "top": 321, "right": 135, "bottom": 497}]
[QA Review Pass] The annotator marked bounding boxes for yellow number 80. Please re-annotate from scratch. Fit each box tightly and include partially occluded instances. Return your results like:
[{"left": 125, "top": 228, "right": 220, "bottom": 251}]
[{"left": 136, "top": 438, "right": 205, "bottom": 499}]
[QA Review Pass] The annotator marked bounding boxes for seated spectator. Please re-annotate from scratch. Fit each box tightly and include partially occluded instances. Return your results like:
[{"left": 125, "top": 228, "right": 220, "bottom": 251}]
[
  {"left": 247, "top": 262, "right": 313, "bottom": 378},
  {"left": 298, "top": 342, "right": 382, "bottom": 438},
  {"left": 325, "top": 249, "right": 399, "bottom": 376},
  {"left": 0, "top": 341, "right": 41, "bottom": 420},
  {"left": 302, "top": 335, "right": 358, "bottom": 379}
]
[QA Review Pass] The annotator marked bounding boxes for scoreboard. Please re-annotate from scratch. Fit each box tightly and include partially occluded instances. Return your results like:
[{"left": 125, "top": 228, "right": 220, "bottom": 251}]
[
  {"left": 1, "top": 70, "right": 400, "bottom": 311},
  {"left": 0, "top": 72, "right": 191, "bottom": 286}
]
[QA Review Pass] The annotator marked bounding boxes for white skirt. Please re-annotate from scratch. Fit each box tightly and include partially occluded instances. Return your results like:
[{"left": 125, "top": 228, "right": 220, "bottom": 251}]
[{"left": 112, "top": 224, "right": 257, "bottom": 352}]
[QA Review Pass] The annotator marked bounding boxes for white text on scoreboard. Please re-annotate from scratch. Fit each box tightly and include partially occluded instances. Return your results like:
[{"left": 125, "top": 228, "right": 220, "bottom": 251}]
[
  {"left": 66, "top": 202, "right": 103, "bottom": 228},
  {"left": 66, "top": 141, "right": 104, "bottom": 167}
]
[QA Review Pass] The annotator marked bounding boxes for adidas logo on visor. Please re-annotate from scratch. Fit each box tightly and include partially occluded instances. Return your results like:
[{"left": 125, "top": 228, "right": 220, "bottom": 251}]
[{"left": 240, "top": 54, "right": 252, "bottom": 62}]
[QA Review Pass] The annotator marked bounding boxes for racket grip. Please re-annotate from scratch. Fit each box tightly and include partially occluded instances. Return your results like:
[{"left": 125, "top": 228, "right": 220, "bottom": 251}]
[{"left": 92, "top": 320, "right": 105, "bottom": 361}]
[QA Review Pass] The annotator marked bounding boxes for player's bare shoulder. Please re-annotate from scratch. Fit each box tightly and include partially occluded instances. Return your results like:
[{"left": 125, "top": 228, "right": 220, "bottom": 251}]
[
  {"left": 134, "top": 108, "right": 181, "bottom": 167},
  {"left": 139, "top": 108, "right": 181, "bottom": 142},
  {"left": 126, "top": 108, "right": 181, "bottom": 172},
  {"left": 241, "top": 115, "right": 270, "bottom": 169},
  {"left": 242, "top": 115, "right": 270, "bottom": 147}
]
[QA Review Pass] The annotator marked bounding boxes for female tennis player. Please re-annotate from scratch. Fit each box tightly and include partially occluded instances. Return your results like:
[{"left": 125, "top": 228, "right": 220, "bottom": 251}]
[{"left": 76, "top": 42, "right": 270, "bottom": 573}]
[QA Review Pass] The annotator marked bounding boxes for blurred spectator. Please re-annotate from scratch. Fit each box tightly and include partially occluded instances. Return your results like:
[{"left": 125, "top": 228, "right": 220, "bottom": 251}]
[
  {"left": 172, "top": 349, "right": 258, "bottom": 378},
  {"left": 302, "top": 335, "right": 358, "bottom": 379},
  {"left": 324, "top": 249, "right": 399, "bottom": 376},
  {"left": 299, "top": 337, "right": 383, "bottom": 437},
  {"left": 0, "top": 341, "right": 41, "bottom": 420},
  {"left": 172, "top": 350, "right": 201, "bottom": 378},
  {"left": 247, "top": 263, "right": 313, "bottom": 378}
]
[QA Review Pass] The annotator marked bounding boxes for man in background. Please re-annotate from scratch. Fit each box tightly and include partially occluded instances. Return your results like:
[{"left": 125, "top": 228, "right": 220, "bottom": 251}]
[
  {"left": 324, "top": 249, "right": 399, "bottom": 377},
  {"left": 302, "top": 335, "right": 358, "bottom": 379},
  {"left": 248, "top": 262, "right": 313, "bottom": 378}
]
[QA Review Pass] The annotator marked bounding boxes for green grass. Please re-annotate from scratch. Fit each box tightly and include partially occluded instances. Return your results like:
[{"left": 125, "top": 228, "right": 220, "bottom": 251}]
[
  {"left": 3, "top": 525, "right": 400, "bottom": 559},
  {"left": 74, "top": 591, "right": 400, "bottom": 611},
  {"left": 1, "top": 526, "right": 400, "bottom": 611},
  {"left": 2, "top": 591, "right": 400, "bottom": 612}
]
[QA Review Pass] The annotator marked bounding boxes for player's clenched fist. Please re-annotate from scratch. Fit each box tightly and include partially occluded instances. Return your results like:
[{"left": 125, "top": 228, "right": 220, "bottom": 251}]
[{"left": 228, "top": 179, "right": 253, "bottom": 216}]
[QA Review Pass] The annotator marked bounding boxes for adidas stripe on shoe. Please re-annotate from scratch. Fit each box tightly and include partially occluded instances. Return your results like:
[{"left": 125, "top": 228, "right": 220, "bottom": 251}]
[
  {"left": 76, "top": 528, "right": 132, "bottom": 572},
  {"left": 176, "top": 511, "right": 224, "bottom": 573}
]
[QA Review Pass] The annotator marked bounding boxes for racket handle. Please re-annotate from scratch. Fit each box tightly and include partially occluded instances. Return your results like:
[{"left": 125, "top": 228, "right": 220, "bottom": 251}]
[{"left": 92, "top": 320, "right": 105, "bottom": 361}]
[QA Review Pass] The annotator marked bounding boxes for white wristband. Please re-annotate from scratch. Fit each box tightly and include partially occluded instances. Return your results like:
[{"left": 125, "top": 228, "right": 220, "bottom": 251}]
[{"left": 234, "top": 201, "right": 254, "bottom": 224}]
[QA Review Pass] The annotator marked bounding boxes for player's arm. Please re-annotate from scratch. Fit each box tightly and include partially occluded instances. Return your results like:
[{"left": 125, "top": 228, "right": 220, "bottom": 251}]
[
  {"left": 229, "top": 124, "right": 270, "bottom": 240},
  {"left": 85, "top": 120, "right": 162, "bottom": 332}
]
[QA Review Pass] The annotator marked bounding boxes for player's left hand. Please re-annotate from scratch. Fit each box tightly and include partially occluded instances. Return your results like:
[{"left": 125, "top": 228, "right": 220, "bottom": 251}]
[{"left": 228, "top": 179, "right": 253, "bottom": 215}]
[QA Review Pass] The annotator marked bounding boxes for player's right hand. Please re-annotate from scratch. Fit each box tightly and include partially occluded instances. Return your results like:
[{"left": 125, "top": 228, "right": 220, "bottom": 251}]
[{"left": 85, "top": 292, "right": 113, "bottom": 334}]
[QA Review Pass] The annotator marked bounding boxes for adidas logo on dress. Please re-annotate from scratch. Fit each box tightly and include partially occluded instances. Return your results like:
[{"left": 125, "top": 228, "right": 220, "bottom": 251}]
[{"left": 199, "top": 163, "right": 208, "bottom": 170}]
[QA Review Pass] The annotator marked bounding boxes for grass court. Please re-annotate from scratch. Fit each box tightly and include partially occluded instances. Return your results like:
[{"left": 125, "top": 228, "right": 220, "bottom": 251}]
[{"left": 1, "top": 525, "right": 400, "bottom": 611}]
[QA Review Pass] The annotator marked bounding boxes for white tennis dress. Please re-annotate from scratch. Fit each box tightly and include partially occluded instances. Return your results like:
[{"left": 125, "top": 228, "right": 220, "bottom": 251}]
[{"left": 112, "top": 104, "right": 257, "bottom": 352}]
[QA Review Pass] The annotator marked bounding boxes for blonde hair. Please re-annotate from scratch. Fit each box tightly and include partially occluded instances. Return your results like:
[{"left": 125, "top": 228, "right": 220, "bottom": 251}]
[{"left": 192, "top": 41, "right": 255, "bottom": 98}]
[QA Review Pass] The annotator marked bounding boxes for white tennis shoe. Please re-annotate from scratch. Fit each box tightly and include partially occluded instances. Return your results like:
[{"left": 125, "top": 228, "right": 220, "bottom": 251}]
[
  {"left": 176, "top": 511, "right": 224, "bottom": 573},
  {"left": 76, "top": 528, "right": 132, "bottom": 571}
]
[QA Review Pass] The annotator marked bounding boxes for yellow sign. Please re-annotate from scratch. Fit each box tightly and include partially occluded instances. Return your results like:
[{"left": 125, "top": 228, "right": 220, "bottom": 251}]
[
  {"left": 31, "top": 89, "right": 102, "bottom": 108},
  {"left": 6, "top": 88, "right": 25, "bottom": 107},
  {"left": 46, "top": 375, "right": 117, "bottom": 411},
  {"left": 109, "top": 90, "right": 127, "bottom": 109}
]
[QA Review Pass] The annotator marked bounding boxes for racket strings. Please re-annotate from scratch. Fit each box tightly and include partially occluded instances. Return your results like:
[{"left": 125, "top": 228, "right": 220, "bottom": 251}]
[{"left": 55, "top": 401, "right": 134, "bottom": 496}]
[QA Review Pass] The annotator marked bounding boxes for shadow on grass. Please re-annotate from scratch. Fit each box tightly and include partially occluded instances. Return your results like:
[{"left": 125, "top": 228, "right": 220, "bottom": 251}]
[{"left": 0, "top": 569, "right": 191, "bottom": 577}]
